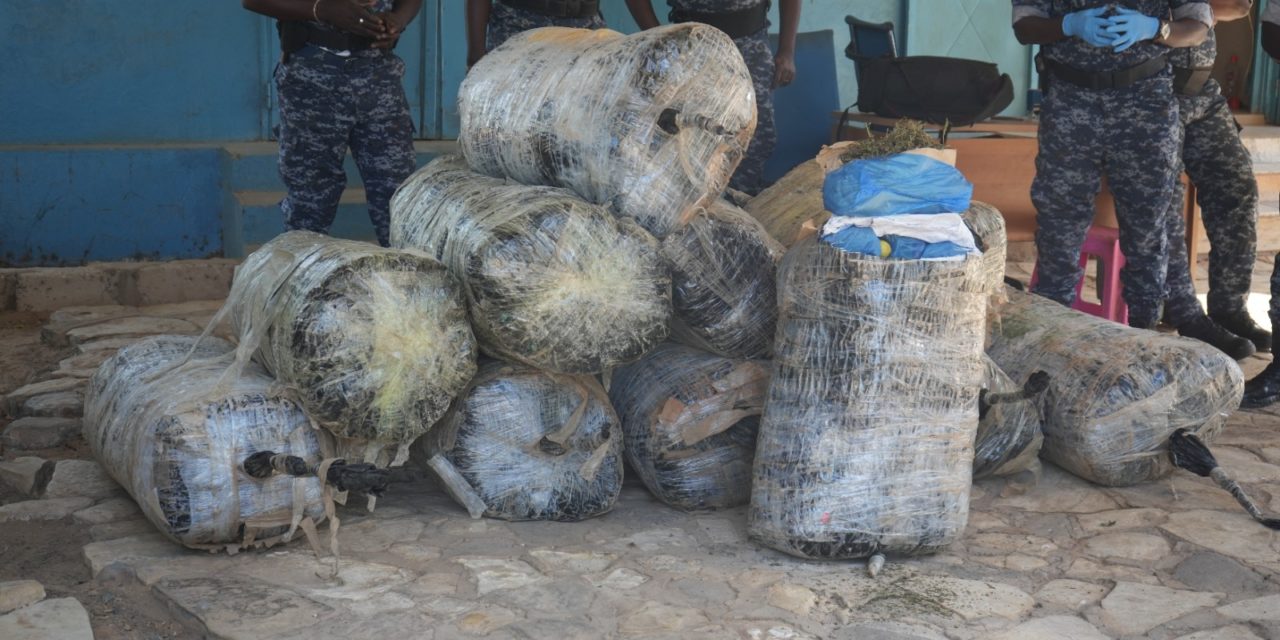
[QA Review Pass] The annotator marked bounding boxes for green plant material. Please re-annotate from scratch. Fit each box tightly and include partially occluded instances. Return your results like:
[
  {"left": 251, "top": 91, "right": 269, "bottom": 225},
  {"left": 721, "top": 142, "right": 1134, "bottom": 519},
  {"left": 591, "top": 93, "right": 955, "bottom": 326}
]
[{"left": 841, "top": 119, "right": 943, "bottom": 163}]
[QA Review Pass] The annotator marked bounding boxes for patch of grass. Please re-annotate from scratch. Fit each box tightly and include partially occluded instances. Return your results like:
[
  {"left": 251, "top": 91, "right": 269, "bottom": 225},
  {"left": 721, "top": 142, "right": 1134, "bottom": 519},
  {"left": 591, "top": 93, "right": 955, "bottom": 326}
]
[{"left": 841, "top": 119, "right": 943, "bottom": 162}]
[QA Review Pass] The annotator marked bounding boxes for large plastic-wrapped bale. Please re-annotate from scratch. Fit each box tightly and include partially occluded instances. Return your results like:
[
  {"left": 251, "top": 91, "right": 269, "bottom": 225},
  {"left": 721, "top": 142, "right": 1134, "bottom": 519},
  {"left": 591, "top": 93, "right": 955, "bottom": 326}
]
[
  {"left": 662, "top": 200, "right": 782, "bottom": 359},
  {"left": 961, "top": 202, "right": 1007, "bottom": 304},
  {"left": 226, "top": 231, "right": 478, "bottom": 466},
  {"left": 416, "top": 361, "right": 623, "bottom": 522},
  {"left": 974, "top": 356, "right": 1044, "bottom": 479},
  {"left": 988, "top": 288, "right": 1244, "bottom": 486},
  {"left": 390, "top": 156, "right": 670, "bottom": 374},
  {"left": 743, "top": 158, "right": 826, "bottom": 247},
  {"left": 609, "top": 343, "right": 767, "bottom": 511},
  {"left": 83, "top": 335, "right": 328, "bottom": 550},
  {"left": 749, "top": 237, "right": 987, "bottom": 560},
  {"left": 459, "top": 25, "right": 756, "bottom": 238}
]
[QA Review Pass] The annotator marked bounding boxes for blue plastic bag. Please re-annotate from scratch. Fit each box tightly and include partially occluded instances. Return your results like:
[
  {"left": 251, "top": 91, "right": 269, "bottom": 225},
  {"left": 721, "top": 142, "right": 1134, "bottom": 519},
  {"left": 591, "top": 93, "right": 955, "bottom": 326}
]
[
  {"left": 823, "top": 153, "right": 973, "bottom": 218},
  {"left": 883, "top": 235, "right": 971, "bottom": 260},
  {"left": 822, "top": 225, "right": 885, "bottom": 257}
]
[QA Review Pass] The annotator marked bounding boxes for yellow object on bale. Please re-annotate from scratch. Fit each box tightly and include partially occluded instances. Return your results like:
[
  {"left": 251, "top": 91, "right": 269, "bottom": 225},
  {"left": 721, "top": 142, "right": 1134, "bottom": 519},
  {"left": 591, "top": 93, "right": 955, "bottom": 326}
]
[
  {"left": 414, "top": 361, "right": 623, "bottom": 522},
  {"left": 222, "top": 231, "right": 478, "bottom": 467},
  {"left": 988, "top": 288, "right": 1243, "bottom": 487},
  {"left": 84, "top": 336, "right": 329, "bottom": 550},
  {"left": 662, "top": 200, "right": 782, "bottom": 359},
  {"left": 749, "top": 236, "right": 987, "bottom": 560},
  {"left": 459, "top": 24, "right": 757, "bottom": 239},
  {"left": 391, "top": 156, "right": 671, "bottom": 374}
]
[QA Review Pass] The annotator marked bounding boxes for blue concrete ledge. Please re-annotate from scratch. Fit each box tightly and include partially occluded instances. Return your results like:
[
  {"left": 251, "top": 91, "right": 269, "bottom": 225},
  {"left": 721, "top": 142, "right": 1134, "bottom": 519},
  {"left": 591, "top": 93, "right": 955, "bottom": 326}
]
[{"left": 0, "top": 141, "right": 455, "bottom": 267}]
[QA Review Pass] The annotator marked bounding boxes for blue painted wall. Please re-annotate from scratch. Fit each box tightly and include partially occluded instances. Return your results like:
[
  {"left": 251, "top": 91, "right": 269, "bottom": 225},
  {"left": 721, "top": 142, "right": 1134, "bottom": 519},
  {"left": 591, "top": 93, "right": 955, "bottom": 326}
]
[
  {"left": 0, "top": 147, "right": 223, "bottom": 264},
  {"left": 0, "top": 0, "right": 907, "bottom": 265},
  {"left": 0, "top": 2, "right": 269, "bottom": 144}
]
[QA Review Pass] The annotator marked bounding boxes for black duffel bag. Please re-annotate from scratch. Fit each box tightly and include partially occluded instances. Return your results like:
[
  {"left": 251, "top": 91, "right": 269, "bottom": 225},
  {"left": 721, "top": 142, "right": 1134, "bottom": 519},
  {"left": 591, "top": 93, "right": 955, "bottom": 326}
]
[{"left": 856, "top": 56, "right": 1014, "bottom": 127}]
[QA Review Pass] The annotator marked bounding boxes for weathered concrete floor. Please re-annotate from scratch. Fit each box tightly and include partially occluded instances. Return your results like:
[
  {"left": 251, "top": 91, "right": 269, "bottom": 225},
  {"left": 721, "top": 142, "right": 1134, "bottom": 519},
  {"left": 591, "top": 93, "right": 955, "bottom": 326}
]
[{"left": 1, "top": 288, "right": 1279, "bottom": 639}]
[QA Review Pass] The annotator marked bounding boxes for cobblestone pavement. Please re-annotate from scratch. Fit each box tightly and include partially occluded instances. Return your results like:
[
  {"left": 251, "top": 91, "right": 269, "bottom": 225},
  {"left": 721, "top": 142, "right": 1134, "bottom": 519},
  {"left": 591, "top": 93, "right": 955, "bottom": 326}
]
[{"left": 0, "top": 274, "right": 1278, "bottom": 639}]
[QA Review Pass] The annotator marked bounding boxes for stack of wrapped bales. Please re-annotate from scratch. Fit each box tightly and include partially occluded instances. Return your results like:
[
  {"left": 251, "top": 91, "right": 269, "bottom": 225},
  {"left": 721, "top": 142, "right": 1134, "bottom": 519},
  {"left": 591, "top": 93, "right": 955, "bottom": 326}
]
[{"left": 393, "top": 24, "right": 762, "bottom": 521}]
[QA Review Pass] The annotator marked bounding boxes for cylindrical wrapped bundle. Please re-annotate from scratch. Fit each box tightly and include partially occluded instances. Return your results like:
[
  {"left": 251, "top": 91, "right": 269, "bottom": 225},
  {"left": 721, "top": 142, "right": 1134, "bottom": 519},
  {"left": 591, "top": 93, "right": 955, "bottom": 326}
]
[
  {"left": 84, "top": 336, "right": 328, "bottom": 550},
  {"left": 988, "top": 288, "right": 1244, "bottom": 486},
  {"left": 961, "top": 202, "right": 1007, "bottom": 305},
  {"left": 609, "top": 343, "right": 767, "bottom": 511},
  {"left": 749, "top": 237, "right": 987, "bottom": 560},
  {"left": 743, "top": 159, "right": 827, "bottom": 247},
  {"left": 227, "top": 231, "right": 477, "bottom": 465},
  {"left": 459, "top": 25, "right": 757, "bottom": 238},
  {"left": 662, "top": 201, "right": 782, "bottom": 359},
  {"left": 391, "top": 156, "right": 671, "bottom": 374},
  {"left": 417, "top": 361, "right": 623, "bottom": 522},
  {"left": 974, "top": 356, "right": 1043, "bottom": 479}
]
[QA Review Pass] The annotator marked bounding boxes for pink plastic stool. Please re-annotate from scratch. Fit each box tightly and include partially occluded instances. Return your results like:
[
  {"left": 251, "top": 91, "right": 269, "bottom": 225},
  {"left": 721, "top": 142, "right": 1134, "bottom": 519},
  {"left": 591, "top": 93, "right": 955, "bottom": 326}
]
[{"left": 1030, "top": 225, "right": 1128, "bottom": 324}]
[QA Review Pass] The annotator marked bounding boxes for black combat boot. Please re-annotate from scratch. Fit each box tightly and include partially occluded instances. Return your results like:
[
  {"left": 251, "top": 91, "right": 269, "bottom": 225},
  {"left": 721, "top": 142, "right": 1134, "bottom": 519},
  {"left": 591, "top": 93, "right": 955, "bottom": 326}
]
[
  {"left": 1209, "top": 309, "right": 1272, "bottom": 353},
  {"left": 1242, "top": 360, "right": 1280, "bottom": 409},
  {"left": 1178, "top": 315, "right": 1256, "bottom": 361}
]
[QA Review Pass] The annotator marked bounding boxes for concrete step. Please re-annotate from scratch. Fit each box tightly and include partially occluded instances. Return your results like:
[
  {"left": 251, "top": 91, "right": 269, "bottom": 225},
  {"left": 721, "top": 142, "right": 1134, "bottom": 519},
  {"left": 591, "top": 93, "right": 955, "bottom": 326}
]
[
  {"left": 1242, "top": 126, "right": 1280, "bottom": 165},
  {"left": 225, "top": 189, "right": 380, "bottom": 258},
  {"left": 221, "top": 140, "right": 457, "bottom": 191}
]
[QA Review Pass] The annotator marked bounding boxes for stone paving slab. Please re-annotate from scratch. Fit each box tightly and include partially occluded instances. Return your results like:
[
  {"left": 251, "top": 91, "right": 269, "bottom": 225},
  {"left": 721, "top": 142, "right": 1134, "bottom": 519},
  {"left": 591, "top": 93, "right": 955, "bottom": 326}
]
[{"left": 0, "top": 597, "right": 93, "bottom": 640}]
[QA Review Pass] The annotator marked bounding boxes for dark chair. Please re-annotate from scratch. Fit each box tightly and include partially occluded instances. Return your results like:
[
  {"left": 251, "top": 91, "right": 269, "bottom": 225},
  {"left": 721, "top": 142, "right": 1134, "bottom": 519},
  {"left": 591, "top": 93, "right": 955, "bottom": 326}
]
[{"left": 844, "top": 16, "right": 898, "bottom": 84}]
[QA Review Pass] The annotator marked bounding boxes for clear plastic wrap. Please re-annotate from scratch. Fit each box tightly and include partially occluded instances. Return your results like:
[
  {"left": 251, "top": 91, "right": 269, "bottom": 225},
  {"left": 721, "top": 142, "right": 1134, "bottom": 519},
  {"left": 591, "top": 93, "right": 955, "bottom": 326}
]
[
  {"left": 987, "top": 288, "right": 1244, "bottom": 487},
  {"left": 662, "top": 200, "right": 782, "bottom": 359},
  {"left": 749, "top": 237, "right": 987, "bottom": 560},
  {"left": 609, "top": 343, "right": 767, "bottom": 511},
  {"left": 225, "top": 231, "right": 478, "bottom": 466},
  {"left": 83, "top": 336, "right": 328, "bottom": 550},
  {"left": 458, "top": 24, "right": 757, "bottom": 238},
  {"left": 390, "top": 156, "right": 671, "bottom": 374},
  {"left": 974, "top": 356, "right": 1043, "bottom": 479},
  {"left": 960, "top": 201, "right": 1008, "bottom": 304},
  {"left": 415, "top": 361, "right": 623, "bottom": 522},
  {"left": 742, "top": 158, "right": 826, "bottom": 247}
]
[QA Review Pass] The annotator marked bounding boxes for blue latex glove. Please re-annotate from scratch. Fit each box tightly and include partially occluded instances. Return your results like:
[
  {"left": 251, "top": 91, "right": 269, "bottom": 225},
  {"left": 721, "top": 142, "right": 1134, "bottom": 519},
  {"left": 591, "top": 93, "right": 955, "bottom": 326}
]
[
  {"left": 1062, "top": 7, "right": 1116, "bottom": 48},
  {"left": 1106, "top": 8, "right": 1161, "bottom": 53}
]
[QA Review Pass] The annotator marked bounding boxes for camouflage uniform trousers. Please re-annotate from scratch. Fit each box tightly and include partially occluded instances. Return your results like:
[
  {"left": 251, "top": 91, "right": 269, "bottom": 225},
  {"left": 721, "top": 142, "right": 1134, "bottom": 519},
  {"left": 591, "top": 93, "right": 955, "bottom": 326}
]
[
  {"left": 486, "top": 2, "right": 606, "bottom": 51},
  {"left": 1162, "top": 83, "right": 1259, "bottom": 324},
  {"left": 276, "top": 46, "right": 416, "bottom": 247},
  {"left": 1030, "top": 74, "right": 1182, "bottom": 327},
  {"left": 727, "top": 28, "right": 776, "bottom": 196}
]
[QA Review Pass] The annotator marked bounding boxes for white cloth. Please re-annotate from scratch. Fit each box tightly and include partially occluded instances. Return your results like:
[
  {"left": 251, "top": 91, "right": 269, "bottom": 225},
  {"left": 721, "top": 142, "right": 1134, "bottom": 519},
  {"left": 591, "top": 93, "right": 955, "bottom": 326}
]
[{"left": 821, "top": 212, "right": 981, "bottom": 257}]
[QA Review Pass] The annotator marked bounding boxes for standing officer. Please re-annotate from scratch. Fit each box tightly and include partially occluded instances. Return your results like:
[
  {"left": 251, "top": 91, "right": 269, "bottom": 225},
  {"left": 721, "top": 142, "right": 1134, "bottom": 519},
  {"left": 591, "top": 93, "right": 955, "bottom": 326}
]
[
  {"left": 625, "top": 0, "right": 801, "bottom": 195},
  {"left": 1241, "top": 0, "right": 1280, "bottom": 407},
  {"left": 1013, "top": 0, "right": 1211, "bottom": 330},
  {"left": 1162, "top": 0, "right": 1266, "bottom": 359},
  {"left": 467, "top": 0, "right": 607, "bottom": 68},
  {"left": 243, "top": 0, "right": 422, "bottom": 248}
]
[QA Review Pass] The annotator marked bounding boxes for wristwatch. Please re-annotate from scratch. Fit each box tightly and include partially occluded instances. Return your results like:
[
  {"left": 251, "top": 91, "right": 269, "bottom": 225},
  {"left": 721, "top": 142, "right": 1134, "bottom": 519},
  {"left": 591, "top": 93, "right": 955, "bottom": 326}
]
[{"left": 1157, "top": 19, "right": 1172, "bottom": 43}]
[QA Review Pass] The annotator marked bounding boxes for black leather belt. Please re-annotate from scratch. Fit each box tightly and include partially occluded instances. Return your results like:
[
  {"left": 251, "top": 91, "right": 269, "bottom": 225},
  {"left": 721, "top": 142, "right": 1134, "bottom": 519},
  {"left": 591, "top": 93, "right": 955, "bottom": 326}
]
[
  {"left": 1173, "top": 66, "right": 1214, "bottom": 96},
  {"left": 1042, "top": 54, "right": 1168, "bottom": 90},
  {"left": 278, "top": 21, "right": 377, "bottom": 56},
  {"left": 669, "top": 1, "right": 770, "bottom": 40},
  {"left": 500, "top": 0, "right": 600, "bottom": 19}
]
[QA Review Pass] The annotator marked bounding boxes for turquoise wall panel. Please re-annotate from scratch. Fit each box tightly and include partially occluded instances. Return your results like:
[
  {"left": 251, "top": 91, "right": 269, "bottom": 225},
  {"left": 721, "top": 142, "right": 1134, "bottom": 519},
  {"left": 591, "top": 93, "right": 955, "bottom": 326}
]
[
  {"left": 0, "top": 2, "right": 267, "bottom": 144},
  {"left": 0, "top": 147, "right": 223, "bottom": 265}
]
